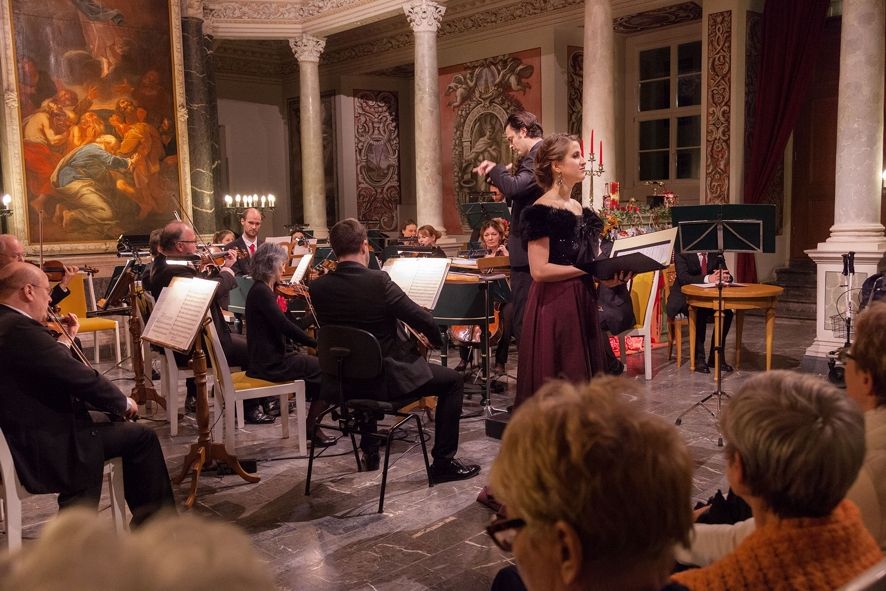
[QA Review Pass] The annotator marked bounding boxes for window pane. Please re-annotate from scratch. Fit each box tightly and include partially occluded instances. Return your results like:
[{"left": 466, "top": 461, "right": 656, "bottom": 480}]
[
  {"left": 639, "top": 119, "right": 670, "bottom": 150},
  {"left": 640, "top": 47, "right": 670, "bottom": 80},
  {"left": 640, "top": 151, "right": 670, "bottom": 181},
  {"left": 677, "top": 74, "right": 701, "bottom": 106},
  {"left": 677, "top": 115, "right": 701, "bottom": 148},
  {"left": 676, "top": 148, "right": 701, "bottom": 179},
  {"left": 678, "top": 41, "right": 702, "bottom": 74},
  {"left": 640, "top": 80, "right": 670, "bottom": 111}
]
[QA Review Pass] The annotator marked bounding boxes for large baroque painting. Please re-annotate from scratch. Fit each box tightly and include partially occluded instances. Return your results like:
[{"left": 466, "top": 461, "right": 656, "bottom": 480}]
[{"left": 5, "top": 0, "right": 184, "bottom": 243}]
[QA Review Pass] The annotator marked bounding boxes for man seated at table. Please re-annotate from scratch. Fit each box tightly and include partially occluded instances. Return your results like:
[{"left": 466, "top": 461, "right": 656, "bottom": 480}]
[
  {"left": 310, "top": 218, "right": 480, "bottom": 483},
  {"left": 667, "top": 252, "right": 734, "bottom": 374}
]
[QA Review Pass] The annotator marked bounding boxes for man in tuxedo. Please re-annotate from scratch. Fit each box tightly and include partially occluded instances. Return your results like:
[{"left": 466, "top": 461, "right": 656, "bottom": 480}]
[
  {"left": 0, "top": 262, "right": 175, "bottom": 525},
  {"left": 149, "top": 221, "right": 272, "bottom": 424},
  {"left": 0, "top": 233, "right": 79, "bottom": 306},
  {"left": 667, "top": 252, "right": 734, "bottom": 374},
  {"left": 224, "top": 207, "right": 263, "bottom": 276},
  {"left": 473, "top": 110, "right": 544, "bottom": 341},
  {"left": 310, "top": 218, "right": 481, "bottom": 483}
]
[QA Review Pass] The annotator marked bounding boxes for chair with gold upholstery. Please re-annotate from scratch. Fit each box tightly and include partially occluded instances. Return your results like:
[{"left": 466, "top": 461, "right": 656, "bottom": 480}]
[
  {"left": 615, "top": 270, "right": 661, "bottom": 381},
  {"left": 56, "top": 273, "right": 122, "bottom": 364}
]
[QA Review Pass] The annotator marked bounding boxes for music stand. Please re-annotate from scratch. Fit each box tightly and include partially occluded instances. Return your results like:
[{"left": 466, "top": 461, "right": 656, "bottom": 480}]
[
  {"left": 671, "top": 204, "right": 775, "bottom": 445},
  {"left": 459, "top": 202, "right": 511, "bottom": 229}
]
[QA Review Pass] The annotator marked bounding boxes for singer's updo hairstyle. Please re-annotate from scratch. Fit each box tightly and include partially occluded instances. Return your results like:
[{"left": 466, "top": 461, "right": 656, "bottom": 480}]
[{"left": 533, "top": 133, "right": 577, "bottom": 190}]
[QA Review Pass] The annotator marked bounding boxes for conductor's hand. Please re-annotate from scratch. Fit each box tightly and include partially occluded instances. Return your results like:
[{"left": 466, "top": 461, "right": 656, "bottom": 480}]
[
  {"left": 473, "top": 160, "right": 496, "bottom": 177},
  {"left": 223, "top": 249, "right": 238, "bottom": 268},
  {"left": 125, "top": 396, "right": 139, "bottom": 419},
  {"left": 599, "top": 271, "right": 633, "bottom": 289}
]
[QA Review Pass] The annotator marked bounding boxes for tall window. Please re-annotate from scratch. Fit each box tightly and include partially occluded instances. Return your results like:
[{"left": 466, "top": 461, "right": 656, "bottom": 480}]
[{"left": 637, "top": 40, "right": 702, "bottom": 181}]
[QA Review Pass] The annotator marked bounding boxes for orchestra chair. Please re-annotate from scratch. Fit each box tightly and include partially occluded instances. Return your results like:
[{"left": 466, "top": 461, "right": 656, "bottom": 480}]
[
  {"left": 664, "top": 264, "right": 689, "bottom": 368},
  {"left": 56, "top": 273, "right": 122, "bottom": 365},
  {"left": 203, "top": 322, "right": 307, "bottom": 455},
  {"left": 305, "top": 325, "right": 433, "bottom": 513},
  {"left": 837, "top": 559, "right": 886, "bottom": 591},
  {"left": 159, "top": 347, "right": 216, "bottom": 438},
  {"left": 615, "top": 269, "right": 661, "bottom": 381},
  {"left": 0, "top": 427, "right": 127, "bottom": 551}
]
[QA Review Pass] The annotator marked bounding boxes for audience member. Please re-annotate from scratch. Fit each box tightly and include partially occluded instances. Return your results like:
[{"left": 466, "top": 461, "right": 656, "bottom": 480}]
[
  {"left": 672, "top": 370, "right": 881, "bottom": 590},
  {"left": 489, "top": 377, "right": 693, "bottom": 591}
]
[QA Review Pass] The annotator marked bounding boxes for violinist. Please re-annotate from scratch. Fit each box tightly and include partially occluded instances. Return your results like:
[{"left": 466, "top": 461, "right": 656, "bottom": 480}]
[
  {"left": 149, "top": 222, "right": 271, "bottom": 423},
  {"left": 0, "top": 234, "right": 78, "bottom": 306},
  {"left": 225, "top": 207, "right": 263, "bottom": 276},
  {"left": 0, "top": 262, "right": 175, "bottom": 525},
  {"left": 245, "top": 243, "right": 334, "bottom": 447}
]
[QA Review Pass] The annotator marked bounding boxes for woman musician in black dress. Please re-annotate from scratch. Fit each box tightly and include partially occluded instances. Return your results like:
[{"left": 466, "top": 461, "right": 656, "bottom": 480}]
[
  {"left": 245, "top": 243, "right": 334, "bottom": 447},
  {"left": 515, "top": 133, "right": 630, "bottom": 407}
]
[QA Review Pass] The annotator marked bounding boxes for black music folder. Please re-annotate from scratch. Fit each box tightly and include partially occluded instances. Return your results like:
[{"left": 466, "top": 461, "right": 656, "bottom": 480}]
[{"left": 576, "top": 252, "right": 666, "bottom": 280}]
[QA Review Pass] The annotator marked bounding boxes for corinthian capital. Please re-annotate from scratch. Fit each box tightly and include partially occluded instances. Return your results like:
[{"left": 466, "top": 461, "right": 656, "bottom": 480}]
[
  {"left": 404, "top": 0, "right": 446, "bottom": 33},
  {"left": 289, "top": 34, "right": 326, "bottom": 63}
]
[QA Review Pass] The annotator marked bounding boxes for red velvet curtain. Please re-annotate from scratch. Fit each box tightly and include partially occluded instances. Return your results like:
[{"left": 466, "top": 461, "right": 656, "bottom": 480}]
[{"left": 736, "top": 0, "right": 830, "bottom": 283}]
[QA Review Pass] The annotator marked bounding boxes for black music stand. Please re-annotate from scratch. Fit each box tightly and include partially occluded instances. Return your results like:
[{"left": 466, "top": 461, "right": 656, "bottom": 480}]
[
  {"left": 459, "top": 202, "right": 511, "bottom": 230},
  {"left": 671, "top": 204, "right": 775, "bottom": 445}
]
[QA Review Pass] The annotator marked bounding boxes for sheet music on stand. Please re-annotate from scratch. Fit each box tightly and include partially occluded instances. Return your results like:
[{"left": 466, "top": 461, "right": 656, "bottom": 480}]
[
  {"left": 383, "top": 257, "right": 451, "bottom": 309},
  {"left": 143, "top": 276, "right": 218, "bottom": 353},
  {"left": 289, "top": 252, "right": 314, "bottom": 284}
]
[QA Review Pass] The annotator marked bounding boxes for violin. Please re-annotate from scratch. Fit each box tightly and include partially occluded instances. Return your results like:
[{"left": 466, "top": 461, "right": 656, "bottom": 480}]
[
  {"left": 195, "top": 248, "right": 248, "bottom": 275},
  {"left": 38, "top": 260, "right": 98, "bottom": 282},
  {"left": 274, "top": 282, "right": 309, "bottom": 299}
]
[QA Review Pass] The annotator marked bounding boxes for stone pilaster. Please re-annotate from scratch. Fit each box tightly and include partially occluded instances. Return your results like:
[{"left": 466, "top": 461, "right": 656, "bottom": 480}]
[
  {"left": 290, "top": 34, "right": 328, "bottom": 235},
  {"left": 581, "top": 0, "right": 615, "bottom": 209},
  {"left": 180, "top": 0, "right": 222, "bottom": 231},
  {"left": 805, "top": 0, "right": 886, "bottom": 358},
  {"left": 404, "top": 0, "right": 446, "bottom": 233}
]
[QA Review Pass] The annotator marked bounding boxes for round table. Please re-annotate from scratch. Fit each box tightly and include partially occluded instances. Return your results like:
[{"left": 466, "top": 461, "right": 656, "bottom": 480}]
[{"left": 681, "top": 283, "right": 784, "bottom": 375}]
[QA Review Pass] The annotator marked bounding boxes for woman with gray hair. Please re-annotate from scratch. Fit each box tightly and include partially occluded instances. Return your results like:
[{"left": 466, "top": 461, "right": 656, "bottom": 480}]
[
  {"left": 673, "top": 370, "right": 881, "bottom": 591},
  {"left": 244, "top": 242, "right": 333, "bottom": 447}
]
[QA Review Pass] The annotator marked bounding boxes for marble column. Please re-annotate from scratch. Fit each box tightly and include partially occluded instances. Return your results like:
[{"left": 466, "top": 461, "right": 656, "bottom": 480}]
[
  {"left": 581, "top": 0, "right": 615, "bottom": 209},
  {"left": 290, "top": 34, "right": 328, "bottom": 235},
  {"left": 404, "top": 0, "right": 446, "bottom": 233},
  {"left": 805, "top": 0, "right": 885, "bottom": 359},
  {"left": 181, "top": 0, "right": 222, "bottom": 231}
]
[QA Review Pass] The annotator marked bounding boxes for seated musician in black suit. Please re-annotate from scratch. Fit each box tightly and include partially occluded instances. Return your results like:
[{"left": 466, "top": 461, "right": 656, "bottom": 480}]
[
  {"left": 310, "top": 218, "right": 480, "bottom": 482},
  {"left": 0, "top": 262, "right": 175, "bottom": 526},
  {"left": 245, "top": 242, "right": 334, "bottom": 447},
  {"left": 0, "top": 233, "right": 79, "bottom": 307},
  {"left": 149, "top": 221, "right": 273, "bottom": 424},
  {"left": 667, "top": 252, "right": 734, "bottom": 374}
]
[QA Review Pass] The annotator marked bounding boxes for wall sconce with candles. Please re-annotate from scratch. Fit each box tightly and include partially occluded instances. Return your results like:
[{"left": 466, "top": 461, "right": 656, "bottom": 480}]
[
  {"left": 1, "top": 194, "right": 12, "bottom": 234},
  {"left": 223, "top": 193, "right": 276, "bottom": 217}
]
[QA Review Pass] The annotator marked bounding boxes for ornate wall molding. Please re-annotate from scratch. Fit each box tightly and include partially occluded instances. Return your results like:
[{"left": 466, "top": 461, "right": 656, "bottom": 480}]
[
  {"left": 567, "top": 46, "right": 583, "bottom": 135},
  {"left": 705, "top": 10, "right": 731, "bottom": 205},
  {"left": 290, "top": 34, "right": 326, "bottom": 62},
  {"left": 404, "top": 0, "right": 446, "bottom": 33},
  {"left": 354, "top": 90, "right": 401, "bottom": 231},
  {"left": 207, "top": 1, "right": 370, "bottom": 22},
  {"left": 613, "top": 2, "right": 701, "bottom": 34}
]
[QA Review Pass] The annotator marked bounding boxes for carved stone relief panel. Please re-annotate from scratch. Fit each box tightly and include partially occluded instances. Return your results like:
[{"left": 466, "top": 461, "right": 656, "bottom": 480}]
[
  {"left": 354, "top": 90, "right": 401, "bottom": 232},
  {"left": 705, "top": 10, "right": 731, "bottom": 204}
]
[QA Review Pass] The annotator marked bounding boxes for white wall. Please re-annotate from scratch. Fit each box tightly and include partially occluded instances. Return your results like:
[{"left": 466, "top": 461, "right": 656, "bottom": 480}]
[{"left": 217, "top": 98, "right": 290, "bottom": 237}]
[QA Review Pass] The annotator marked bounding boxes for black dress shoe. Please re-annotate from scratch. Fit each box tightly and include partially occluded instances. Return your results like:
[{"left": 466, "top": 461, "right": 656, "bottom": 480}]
[
  {"left": 695, "top": 359, "right": 710, "bottom": 374},
  {"left": 362, "top": 451, "right": 380, "bottom": 471},
  {"left": 707, "top": 358, "right": 734, "bottom": 373},
  {"left": 244, "top": 405, "right": 276, "bottom": 425},
  {"left": 310, "top": 429, "right": 337, "bottom": 448},
  {"left": 265, "top": 399, "right": 281, "bottom": 417},
  {"left": 430, "top": 458, "right": 481, "bottom": 483}
]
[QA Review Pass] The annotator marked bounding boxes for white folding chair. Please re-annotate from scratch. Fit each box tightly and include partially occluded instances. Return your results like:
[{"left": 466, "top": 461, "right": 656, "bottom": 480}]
[
  {"left": 202, "top": 323, "right": 307, "bottom": 455},
  {"left": 0, "top": 427, "right": 127, "bottom": 551},
  {"left": 616, "top": 269, "right": 661, "bottom": 381}
]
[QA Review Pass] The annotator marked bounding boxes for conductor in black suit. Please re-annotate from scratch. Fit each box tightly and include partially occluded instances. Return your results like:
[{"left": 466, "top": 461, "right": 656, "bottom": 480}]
[
  {"left": 473, "top": 111, "right": 544, "bottom": 341},
  {"left": 310, "top": 218, "right": 480, "bottom": 483},
  {"left": 224, "top": 207, "right": 264, "bottom": 276},
  {"left": 667, "top": 252, "right": 734, "bottom": 374},
  {"left": 0, "top": 263, "right": 174, "bottom": 526}
]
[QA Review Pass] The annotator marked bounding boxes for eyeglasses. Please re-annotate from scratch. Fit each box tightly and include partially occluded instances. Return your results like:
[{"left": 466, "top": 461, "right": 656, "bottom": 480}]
[{"left": 485, "top": 516, "right": 526, "bottom": 552}]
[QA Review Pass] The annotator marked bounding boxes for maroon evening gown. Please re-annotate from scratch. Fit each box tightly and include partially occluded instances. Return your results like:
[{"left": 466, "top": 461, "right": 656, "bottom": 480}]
[{"left": 515, "top": 204, "right": 605, "bottom": 407}]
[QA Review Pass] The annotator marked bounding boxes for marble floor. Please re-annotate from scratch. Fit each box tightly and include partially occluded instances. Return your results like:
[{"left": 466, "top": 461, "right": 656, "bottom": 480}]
[{"left": 3, "top": 315, "right": 821, "bottom": 590}]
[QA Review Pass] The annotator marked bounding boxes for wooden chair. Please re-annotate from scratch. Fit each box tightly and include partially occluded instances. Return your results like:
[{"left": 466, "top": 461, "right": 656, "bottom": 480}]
[
  {"left": 203, "top": 322, "right": 307, "bottom": 455},
  {"left": 56, "top": 273, "right": 122, "bottom": 364},
  {"left": 615, "top": 270, "right": 661, "bottom": 380},
  {"left": 663, "top": 264, "right": 688, "bottom": 368},
  {"left": 0, "top": 427, "right": 127, "bottom": 551}
]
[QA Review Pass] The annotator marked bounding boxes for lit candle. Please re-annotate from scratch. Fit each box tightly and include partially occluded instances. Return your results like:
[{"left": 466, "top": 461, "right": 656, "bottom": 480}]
[
  {"left": 590, "top": 129, "right": 595, "bottom": 156},
  {"left": 599, "top": 141, "right": 603, "bottom": 168},
  {"left": 235, "top": 194, "right": 241, "bottom": 205},
  {"left": 268, "top": 194, "right": 276, "bottom": 207},
  {"left": 1, "top": 194, "right": 10, "bottom": 208},
  {"left": 224, "top": 194, "right": 233, "bottom": 206},
  {"left": 260, "top": 195, "right": 266, "bottom": 208}
]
